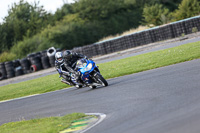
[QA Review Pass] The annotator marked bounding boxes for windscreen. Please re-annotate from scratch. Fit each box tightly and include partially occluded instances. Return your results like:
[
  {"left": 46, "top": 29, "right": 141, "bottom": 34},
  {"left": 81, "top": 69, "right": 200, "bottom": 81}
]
[{"left": 76, "top": 59, "right": 87, "bottom": 68}]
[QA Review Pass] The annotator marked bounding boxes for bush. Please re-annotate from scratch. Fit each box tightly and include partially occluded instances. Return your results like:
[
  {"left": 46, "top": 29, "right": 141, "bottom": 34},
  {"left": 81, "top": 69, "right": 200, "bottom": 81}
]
[
  {"left": 0, "top": 52, "right": 16, "bottom": 63},
  {"left": 142, "top": 4, "right": 170, "bottom": 26},
  {"left": 172, "top": 0, "right": 200, "bottom": 21},
  {"left": 10, "top": 35, "right": 56, "bottom": 59}
]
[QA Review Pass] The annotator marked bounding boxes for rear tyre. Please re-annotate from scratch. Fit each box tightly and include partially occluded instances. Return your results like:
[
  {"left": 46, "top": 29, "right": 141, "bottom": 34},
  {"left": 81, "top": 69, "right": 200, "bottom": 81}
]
[{"left": 95, "top": 73, "right": 108, "bottom": 86}]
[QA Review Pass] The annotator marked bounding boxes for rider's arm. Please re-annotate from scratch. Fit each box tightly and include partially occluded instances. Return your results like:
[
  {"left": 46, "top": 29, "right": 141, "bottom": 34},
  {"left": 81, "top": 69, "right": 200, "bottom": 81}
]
[
  {"left": 55, "top": 61, "right": 62, "bottom": 74},
  {"left": 55, "top": 61, "right": 70, "bottom": 76},
  {"left": 73, "top": 52, "right": 87, "bottom": 59},
  {"left": 64, "top": 63, "right": 76, "bottom": 74}
]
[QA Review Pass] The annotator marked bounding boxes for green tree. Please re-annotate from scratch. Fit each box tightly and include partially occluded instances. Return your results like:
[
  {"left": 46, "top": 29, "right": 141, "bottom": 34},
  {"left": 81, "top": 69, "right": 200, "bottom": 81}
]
[
  {"left": 54, "top": 4, "right": 74, "bottom": 22},
  {"left": 72, "top": 0, "right": 131, "bottom": 21},
  {"left": 172, "top": 0, "right": 200, "bottom": 21},
  {"left": 142, "top": 4, "right": 170, "bottom": 26},
  {"left": 158, "top": 0, "right": 182, "bottom": 11},
  {"left": 0, "top": 22, "right": 15, "bottom": 52},
  {"left": 0, "top": 0, "right": 52, "bottom": 51}
]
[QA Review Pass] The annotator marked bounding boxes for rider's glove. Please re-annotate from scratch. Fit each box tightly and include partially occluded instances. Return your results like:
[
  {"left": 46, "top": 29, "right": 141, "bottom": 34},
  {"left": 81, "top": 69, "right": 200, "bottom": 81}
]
[
  {"left": 84, "top": 56, "right": 88, "bottom": 60},
  {"left": 84, "top": 56, "right": 93, "bottom": 61},
  {"left": 76, "top": 71, "right": 81, "bottom": 76}
]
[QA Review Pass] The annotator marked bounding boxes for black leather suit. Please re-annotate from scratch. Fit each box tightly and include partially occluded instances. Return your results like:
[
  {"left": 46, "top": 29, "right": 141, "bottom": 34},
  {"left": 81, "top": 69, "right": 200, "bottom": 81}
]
[{"left": 55, "top": 52, "right": 87, "bottom": 84}]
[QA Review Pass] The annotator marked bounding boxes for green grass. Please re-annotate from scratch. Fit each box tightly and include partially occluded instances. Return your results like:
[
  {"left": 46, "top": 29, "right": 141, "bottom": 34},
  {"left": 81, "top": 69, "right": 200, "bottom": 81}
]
[
  {"left": 0, "top": 113, "right": 86, "bottom": 133},
  {"left": 0, "top": 41, "right": 200, "bottom": 101}
]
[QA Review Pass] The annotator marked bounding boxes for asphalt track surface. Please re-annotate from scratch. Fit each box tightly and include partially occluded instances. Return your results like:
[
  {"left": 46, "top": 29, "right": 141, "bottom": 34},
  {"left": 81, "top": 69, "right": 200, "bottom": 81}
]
[{"left": 0, "top": 37, "right": 200, "bottom": 133}]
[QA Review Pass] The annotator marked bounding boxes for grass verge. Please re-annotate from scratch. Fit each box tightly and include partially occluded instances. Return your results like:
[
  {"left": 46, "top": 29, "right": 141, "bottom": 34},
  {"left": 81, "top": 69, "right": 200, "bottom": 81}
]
[
  {"left": 0, "top": 113, "right": 86, "bottom": 133},
  {"left": 0, "top": 41, "right": 200, "bottom": 101}
]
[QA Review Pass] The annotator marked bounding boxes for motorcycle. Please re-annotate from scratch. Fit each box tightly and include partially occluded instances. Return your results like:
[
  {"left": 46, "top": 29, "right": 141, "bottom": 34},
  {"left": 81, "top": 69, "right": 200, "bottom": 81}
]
[{"left": 74, "top": 58, "right": 108, "bottom": 89}]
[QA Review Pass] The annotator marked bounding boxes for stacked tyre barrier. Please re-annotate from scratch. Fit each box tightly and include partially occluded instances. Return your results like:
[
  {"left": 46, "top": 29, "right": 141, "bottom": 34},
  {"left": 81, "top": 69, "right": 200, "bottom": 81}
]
[
  {"left": 13, "top": 60, "right": 24, "bottom": 76},
  {"left": 0, "top": 63, "right": 7, "bottom": 80},
  {"left": 5, "top": 61, "right": 15, "bottom": 78},
  {"left": 20, "top": 58, "right": 31, "bottom": 74},
  {"left": 0, "top": 47, "right": 61, "bottom": 81},
  {"left": 47, "top": 47, "right": 57, "bottom": 67},
  {"left": 41, "top": 56, "right": 51, "bottom": 69},
  {"left": 72, "top": 15, "right": 200, "bottom": 58},
  {"left": 39, "top": 50, "right": 50, "bottom": 69},
  {"left": 30, "top": 56, "right": 43, "bottom": 72}
]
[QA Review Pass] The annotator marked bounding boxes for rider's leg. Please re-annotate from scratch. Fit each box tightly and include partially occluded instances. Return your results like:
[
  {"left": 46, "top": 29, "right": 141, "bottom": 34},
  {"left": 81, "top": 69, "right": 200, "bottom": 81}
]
[
  {"left": 60, "top": 75, "right": 73, "bottom": 86},
  {"left": 71, "top": 76, "right": 82, "bottom": 88}
]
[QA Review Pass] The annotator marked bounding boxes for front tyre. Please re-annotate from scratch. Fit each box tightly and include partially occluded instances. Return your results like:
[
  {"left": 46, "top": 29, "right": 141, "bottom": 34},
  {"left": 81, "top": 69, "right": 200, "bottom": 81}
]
[{"left": 95, "top": 73, "right": 108, "bottom": 86}]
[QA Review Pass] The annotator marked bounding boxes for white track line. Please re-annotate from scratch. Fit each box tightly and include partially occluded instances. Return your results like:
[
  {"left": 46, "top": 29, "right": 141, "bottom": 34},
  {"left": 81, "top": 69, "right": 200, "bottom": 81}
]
[
  {"left": 80, "top": 113, "right": 106, "bottom": 133},
  {"left": 0, "top": 87, "right": 75, "bottom": 104},
  {"left": 0, "top": 94, "right": 40, "bottom": 104},
  {"left": 0, "top": 78, "right": 112, "bottom": 104}
]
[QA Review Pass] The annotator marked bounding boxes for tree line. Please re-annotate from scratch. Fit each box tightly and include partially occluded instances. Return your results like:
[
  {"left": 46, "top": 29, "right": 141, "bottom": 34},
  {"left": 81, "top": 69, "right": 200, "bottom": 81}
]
[{"left": 0, "top": 0, "right": 200, "bottom": 62}]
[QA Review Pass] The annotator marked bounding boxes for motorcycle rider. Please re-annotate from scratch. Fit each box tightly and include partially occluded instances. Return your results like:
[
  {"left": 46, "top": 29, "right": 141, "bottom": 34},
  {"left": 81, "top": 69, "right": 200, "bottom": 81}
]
[{"left": 55, "top": 50, "right": 87, "bottom": 88}]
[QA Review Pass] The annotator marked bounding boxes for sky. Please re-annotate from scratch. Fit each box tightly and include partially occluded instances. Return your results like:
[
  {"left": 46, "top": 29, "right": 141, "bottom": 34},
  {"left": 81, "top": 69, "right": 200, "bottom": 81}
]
[{"left": 0, "top": 0, "right": 74, "bottom": 23}]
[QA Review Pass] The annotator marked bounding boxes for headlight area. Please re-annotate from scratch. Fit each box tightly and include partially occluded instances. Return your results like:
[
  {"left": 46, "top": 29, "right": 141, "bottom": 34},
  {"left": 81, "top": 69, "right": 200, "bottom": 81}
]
[{"left": 84, "top": 63, "right": 93, "bottom": 71}]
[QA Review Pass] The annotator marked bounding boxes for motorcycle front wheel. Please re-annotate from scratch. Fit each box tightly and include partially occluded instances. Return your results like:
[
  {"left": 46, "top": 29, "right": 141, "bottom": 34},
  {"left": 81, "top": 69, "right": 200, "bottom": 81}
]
[{"left": 95, "top": 73, "right": 108, "bottom": 86}]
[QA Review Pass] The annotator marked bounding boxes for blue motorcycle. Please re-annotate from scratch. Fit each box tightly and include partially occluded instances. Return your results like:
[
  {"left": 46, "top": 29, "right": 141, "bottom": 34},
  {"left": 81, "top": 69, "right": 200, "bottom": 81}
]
[{"left": 75, "top": 58, "right": 108, "bottom": 88}]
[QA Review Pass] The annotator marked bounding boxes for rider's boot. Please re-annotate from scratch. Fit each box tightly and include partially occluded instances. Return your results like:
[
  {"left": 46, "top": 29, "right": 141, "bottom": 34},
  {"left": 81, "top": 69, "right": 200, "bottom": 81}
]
[
  {"left": 89, "top": 85, "right": 96, "bottom": 89},
  {"left": 61, "top": 79, "right": 73, "bottom": 86},
  {"left": 71, "top": 76, "right": 82, "bottom": 88},
  {"left": 75, "top": 84, "right": 83, "bottom": 88}
]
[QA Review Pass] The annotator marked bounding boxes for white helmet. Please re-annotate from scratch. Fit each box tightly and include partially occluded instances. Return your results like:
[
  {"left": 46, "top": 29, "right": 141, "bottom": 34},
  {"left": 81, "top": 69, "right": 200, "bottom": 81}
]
[{"left": 55, "top": 52, "right": 63, "bottom": 63}]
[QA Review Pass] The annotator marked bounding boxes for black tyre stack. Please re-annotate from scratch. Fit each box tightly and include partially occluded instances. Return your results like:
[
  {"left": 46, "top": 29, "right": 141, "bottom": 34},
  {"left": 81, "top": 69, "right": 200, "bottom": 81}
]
[
  {"left": 29, "top": 53, "right": 43, "bottom": 72},
  {"left": 47, "top": 47, "right": 57, "bottom": 67},
  {"left": 40, "top": 50, "right": 47, "bottom": 57},
  {"left": 13, "top": 60, "right": 24, "bottom": 76},
  {"left": 41, "top": 56, "right": 51, "bottom": 69},
  {"left": 40, "top": 50, "right": 51, "bottom": 69},
  {"left": 5, "top": 61, "right": 15, "bottom": 78},
  {"left": 0, "top": 47, "right": 62, "bottom": 80},
  {"left": 0, "top": 63, "right": 7, "bottom": 80},
  {"left": 20, "top": 58, "right": 31, "bottom": 74},
  {"left": 27, "top": 53, "right": 35, "bottom": 60}
]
